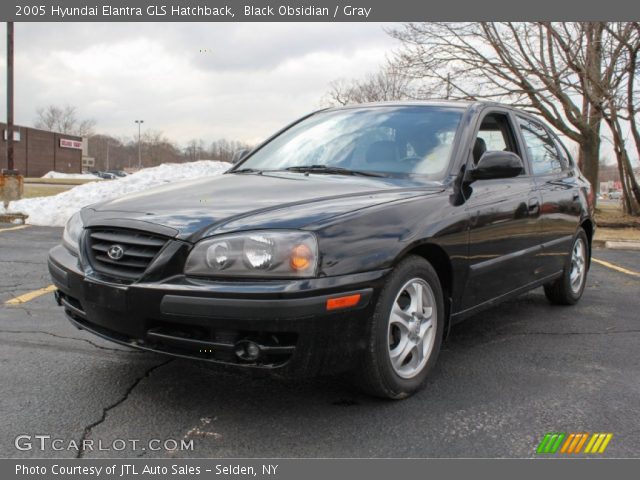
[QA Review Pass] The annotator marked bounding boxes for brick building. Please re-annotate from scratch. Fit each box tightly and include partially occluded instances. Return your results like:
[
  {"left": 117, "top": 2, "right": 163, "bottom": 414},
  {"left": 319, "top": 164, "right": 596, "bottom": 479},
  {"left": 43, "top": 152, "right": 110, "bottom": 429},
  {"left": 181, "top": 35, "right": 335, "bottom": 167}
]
[{"left": 0, "top": 123, "right": 82, "bottom": 177}]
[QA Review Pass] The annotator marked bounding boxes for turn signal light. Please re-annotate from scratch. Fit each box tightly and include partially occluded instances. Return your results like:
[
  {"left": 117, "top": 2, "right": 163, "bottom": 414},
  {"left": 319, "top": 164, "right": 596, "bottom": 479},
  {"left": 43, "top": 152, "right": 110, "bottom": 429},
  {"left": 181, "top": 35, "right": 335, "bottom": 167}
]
[
  {"left": 290, "top": 244, "right": 313, "bottom": 271},
  {"left": 326, "top": 294, "right": 361, "bottom": 311}
]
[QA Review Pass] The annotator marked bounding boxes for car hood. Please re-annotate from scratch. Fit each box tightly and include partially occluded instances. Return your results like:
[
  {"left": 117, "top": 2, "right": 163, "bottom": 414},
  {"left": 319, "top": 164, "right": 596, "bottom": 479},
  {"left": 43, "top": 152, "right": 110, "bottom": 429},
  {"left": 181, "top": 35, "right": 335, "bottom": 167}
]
[{"left": 84, "top": 172, "right": 441, "bottom": 241}]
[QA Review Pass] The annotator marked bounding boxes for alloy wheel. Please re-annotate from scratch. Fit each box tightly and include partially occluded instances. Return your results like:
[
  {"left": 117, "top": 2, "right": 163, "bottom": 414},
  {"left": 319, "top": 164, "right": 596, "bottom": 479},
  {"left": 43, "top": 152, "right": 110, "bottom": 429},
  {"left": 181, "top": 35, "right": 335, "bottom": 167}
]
[
  {"left": 569, "top": 237, "right": 586, "bottom": 294},
  {"left": 387, "top": 278, "right": 437, "bottom": 379}
]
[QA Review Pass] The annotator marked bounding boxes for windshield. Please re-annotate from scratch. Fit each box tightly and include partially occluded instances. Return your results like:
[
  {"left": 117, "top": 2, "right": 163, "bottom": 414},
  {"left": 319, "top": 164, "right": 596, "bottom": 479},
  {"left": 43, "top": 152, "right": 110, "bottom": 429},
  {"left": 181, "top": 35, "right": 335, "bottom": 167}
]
[{"left": 236, "top": 106, "right": 464, "bottom": 179}]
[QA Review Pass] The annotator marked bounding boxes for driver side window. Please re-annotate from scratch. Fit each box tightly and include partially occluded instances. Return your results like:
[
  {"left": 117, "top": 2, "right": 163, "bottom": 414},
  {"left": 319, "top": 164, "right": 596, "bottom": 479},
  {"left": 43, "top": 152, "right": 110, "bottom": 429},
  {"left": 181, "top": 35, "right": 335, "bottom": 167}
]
[{"left": 473, "top": 112, "right": 522, "bottom": 173}]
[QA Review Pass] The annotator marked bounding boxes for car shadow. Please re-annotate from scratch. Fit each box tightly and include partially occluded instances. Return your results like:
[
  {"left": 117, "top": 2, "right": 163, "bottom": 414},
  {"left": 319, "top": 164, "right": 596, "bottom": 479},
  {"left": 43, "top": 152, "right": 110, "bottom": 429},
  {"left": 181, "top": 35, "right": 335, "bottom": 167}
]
[
  {"left": 115, "top": 288, "right": 555, "bottom": 407},
  {"left": 68, "top": 285, "right": 610, "bottom": 458}
]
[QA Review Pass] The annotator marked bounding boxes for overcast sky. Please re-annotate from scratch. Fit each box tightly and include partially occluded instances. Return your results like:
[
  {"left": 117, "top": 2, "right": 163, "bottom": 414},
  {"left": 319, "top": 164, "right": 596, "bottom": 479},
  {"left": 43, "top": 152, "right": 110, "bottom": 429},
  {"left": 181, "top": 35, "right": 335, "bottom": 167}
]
[{"left": 0, "top": 22, "right": 398, "bottom": 146}]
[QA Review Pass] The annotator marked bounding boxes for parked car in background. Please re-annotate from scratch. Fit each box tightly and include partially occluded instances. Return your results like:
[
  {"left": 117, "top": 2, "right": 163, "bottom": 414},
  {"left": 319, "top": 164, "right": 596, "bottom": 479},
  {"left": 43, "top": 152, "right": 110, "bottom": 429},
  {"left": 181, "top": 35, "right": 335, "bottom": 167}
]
[
  {"left": 106, "top": 170, "right": 128, "bottom": 177},
  {"left": 48, "top": 101, "right": 594, "bottom": 399},
  {"left": 89, "top": 171, "right": 118, "bottom": 180},
  {"left": 608, "top": 190, "right": 622, "bottom": 200}
]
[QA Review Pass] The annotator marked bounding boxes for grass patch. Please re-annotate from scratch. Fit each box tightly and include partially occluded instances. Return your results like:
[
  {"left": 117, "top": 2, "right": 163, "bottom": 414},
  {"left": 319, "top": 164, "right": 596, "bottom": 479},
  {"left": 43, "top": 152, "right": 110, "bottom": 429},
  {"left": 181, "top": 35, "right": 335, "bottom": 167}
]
[
  {"left": 23, "top": 184, "right": 73, "bottom": 198},
  {"left": 24, "top": 177, "right": 100, "bottom": 185},
  {"left": 595, "top": 202, "right": 640, "bottom": 229},
  {"left": 595, "top": 227, "right": 640, "bottom": 242}
]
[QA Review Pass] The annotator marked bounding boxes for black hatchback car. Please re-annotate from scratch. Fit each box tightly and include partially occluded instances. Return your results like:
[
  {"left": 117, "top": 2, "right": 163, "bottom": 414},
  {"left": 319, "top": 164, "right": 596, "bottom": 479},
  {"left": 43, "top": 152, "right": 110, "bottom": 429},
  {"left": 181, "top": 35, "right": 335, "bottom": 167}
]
[{"left": 48, "top": 101, "right": 594, "bottom": 399}]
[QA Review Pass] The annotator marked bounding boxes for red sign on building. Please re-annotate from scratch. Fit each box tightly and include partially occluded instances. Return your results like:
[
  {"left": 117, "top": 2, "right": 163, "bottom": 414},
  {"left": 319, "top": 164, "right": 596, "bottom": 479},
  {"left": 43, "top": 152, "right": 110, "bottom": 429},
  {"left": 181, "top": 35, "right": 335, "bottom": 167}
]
[{"left": 60, "top": 138, "right": 83, "bottom": 149}]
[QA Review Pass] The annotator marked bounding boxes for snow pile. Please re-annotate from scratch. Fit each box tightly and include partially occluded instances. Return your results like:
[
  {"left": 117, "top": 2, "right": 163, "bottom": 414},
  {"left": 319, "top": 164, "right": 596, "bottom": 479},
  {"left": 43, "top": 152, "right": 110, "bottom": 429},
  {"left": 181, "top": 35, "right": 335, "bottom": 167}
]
[
  {"left": 41, "top": 171, "right": 101, "bottom": 180},
  {"left": 2, "top": 160, "right": 230, "bottom": 227}
]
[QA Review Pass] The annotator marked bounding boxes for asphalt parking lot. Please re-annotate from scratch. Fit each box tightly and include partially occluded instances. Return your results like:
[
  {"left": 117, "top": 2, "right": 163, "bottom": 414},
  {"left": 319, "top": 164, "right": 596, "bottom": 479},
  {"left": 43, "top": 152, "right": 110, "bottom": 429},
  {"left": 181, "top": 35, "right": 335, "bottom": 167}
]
[{"left": 1, "top": 224, "right": 639, "bottom": 458}]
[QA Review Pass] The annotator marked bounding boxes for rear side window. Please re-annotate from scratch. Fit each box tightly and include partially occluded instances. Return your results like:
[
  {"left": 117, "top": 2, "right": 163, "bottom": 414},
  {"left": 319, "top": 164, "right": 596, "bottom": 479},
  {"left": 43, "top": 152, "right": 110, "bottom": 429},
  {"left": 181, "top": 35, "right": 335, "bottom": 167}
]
[
  {"left": 517, "top": 117, "right": 567, "bottom": 175},
  {"left": 553, "top": 136, "right": 574, "bottom": 167}
]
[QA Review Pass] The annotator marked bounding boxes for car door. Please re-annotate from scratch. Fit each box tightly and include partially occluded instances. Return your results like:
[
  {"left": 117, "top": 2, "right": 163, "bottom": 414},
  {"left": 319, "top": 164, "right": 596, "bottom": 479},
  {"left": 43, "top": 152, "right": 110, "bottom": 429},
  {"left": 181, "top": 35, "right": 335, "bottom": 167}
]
[
  {"left": 516, "top": 115, "right": 582, "bottom": 275},
  {"left": 461, "top": 109, "right": 544, "bottom": 310}
]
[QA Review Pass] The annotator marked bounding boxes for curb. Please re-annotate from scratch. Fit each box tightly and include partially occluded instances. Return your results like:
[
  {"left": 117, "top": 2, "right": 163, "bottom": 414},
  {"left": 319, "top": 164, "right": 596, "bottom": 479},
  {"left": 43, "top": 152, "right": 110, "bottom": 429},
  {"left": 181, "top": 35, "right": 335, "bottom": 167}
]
[
  {"left": 603, "top": 241, "right": 640, "bottom": 251},
  {"left": 593, "top": 239, "right": 640, "bottom": 250},
  {"left": 0, "top": 213, "right": 28, "bottom": 224}
]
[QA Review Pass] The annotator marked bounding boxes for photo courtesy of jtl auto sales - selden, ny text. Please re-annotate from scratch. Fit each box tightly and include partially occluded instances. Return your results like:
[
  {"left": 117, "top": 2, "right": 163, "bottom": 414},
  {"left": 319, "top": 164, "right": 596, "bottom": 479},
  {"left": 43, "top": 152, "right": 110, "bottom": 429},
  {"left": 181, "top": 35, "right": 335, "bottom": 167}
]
[{"left": 0, "top": 1, "right": 639, "bottom": 480}]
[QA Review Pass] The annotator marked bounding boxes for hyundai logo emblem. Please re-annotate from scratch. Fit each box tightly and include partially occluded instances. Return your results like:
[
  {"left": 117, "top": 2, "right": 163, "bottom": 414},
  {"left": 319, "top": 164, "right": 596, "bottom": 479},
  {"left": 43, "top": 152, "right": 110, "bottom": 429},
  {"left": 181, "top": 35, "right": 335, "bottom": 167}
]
[{"left": 107, "top": 244, "right": 125, "bottom": 261}]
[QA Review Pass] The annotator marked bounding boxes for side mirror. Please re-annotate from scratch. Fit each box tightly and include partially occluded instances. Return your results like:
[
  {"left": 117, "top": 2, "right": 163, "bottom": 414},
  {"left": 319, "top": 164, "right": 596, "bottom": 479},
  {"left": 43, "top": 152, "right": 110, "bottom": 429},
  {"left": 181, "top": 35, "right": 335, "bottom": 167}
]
[
  {"left": 470, "top": 151, "right": 524, "bottom": 181},
  {"left": 231, "top": 149, "right": 250, "bottom": 164}
]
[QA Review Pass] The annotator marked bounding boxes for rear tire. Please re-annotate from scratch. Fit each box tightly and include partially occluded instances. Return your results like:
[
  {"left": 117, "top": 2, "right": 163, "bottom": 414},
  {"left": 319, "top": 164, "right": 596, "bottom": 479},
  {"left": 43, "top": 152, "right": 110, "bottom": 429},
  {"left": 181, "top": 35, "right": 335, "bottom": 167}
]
[
  {"left": 357, "top": 255, "right": 445, "bottom": 400},
  {"left": 544, "top": 228, "right": 589, "bottom": 305}
]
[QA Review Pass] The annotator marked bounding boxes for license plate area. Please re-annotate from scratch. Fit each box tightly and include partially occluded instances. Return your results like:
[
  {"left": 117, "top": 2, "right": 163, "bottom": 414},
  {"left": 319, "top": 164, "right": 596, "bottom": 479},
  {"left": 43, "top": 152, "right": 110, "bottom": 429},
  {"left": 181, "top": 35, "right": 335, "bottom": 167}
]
[{"left": 83, "top": 279, "right": 128, "bottom": 312}]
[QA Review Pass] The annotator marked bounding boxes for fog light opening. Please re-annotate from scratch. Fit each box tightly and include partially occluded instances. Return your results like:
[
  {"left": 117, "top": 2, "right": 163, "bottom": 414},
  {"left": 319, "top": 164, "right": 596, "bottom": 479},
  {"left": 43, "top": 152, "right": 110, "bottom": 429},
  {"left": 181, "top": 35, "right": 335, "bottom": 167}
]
[{"left": 234, "top": 340, "right": 261, "bottom": 361}]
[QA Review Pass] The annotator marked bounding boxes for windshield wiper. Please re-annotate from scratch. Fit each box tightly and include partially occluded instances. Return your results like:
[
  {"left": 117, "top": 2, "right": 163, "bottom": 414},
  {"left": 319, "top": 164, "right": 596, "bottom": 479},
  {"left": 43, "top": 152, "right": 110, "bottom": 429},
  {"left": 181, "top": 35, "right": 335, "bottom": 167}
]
[
  {"left": 232, "top": 168, "right": 262, "bottom": 174},
  {"left": 281, "top": 165, "right": 387, "bottom": 177}
]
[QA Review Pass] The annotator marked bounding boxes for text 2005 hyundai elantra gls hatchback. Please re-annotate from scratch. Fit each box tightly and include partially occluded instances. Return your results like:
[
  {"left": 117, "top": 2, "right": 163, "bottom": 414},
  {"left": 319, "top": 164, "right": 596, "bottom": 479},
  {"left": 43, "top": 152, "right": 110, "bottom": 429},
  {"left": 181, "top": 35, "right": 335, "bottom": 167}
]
[{"left": 48, "top": 101, "right": 594, "bottom": 399}]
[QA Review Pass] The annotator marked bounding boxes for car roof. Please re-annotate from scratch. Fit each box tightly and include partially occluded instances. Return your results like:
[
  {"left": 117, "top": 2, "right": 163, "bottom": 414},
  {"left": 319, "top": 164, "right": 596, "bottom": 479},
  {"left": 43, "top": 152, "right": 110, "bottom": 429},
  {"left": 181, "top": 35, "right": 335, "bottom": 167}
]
[
  {"left": 323, "top": 99, "right": 518, "bottom": 112},
  {"left": 320, "top": 100, "right": 551, "bottom": 129}
]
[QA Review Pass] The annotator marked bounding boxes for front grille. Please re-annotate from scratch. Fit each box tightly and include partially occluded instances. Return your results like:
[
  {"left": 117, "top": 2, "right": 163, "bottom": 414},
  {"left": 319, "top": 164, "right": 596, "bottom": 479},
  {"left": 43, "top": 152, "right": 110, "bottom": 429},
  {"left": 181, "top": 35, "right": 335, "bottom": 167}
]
[{"left": 85, "top": 228, "right": 168, "bottom": 282}]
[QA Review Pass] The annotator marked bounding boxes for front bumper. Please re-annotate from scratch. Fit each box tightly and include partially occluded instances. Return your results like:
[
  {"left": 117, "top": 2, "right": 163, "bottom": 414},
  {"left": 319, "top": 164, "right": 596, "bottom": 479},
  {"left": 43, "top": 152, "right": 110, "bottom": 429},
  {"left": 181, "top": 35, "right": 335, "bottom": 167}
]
[{"left": 48, "top": 244, "right": 388, "bottom": 376}]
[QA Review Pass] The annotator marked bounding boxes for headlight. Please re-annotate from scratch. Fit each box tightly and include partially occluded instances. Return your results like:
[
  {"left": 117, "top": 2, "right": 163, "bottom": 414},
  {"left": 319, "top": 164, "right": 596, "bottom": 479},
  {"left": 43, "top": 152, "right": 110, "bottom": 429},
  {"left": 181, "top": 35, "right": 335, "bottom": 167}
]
[
  {"left": 62, "top": 211, "right": 84, "bottom": 252},
  {"left": 185, "top": 230, "right": 318, "bottom": 278}
]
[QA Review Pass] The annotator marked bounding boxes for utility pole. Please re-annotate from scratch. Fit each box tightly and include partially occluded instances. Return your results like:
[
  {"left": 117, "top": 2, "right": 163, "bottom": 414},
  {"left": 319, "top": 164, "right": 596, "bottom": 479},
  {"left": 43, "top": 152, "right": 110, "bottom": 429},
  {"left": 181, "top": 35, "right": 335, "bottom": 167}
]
[
  {"left": 134, "top": 119, "right": 143, "bottom": 169},
  {"left": 6, "top": 21, "right": 14, "bottom": 171},
  {"left": 105, "top": 138, "right": 110, "bottom": 170},
  {"left": 1, "top": 21, "right": 25, "bottom": 219}
]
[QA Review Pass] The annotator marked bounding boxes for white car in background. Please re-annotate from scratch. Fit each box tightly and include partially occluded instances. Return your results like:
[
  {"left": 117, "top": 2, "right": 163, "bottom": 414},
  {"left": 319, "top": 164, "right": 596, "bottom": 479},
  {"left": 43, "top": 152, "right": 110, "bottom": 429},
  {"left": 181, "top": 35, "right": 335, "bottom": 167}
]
[{"left": 609, "top": 190, "right": 622, "bottom": 200}]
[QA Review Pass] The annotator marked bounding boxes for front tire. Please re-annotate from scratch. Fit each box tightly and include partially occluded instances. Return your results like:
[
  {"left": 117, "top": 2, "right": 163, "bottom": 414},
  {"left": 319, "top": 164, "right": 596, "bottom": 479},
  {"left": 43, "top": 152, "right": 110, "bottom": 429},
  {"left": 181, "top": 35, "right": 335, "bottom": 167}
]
[
  {"left": 357, "top": 255, "right": 445, "bottom": 399},
  {"left": 544, "top": 228, "right": 589, "bottom": 305}
]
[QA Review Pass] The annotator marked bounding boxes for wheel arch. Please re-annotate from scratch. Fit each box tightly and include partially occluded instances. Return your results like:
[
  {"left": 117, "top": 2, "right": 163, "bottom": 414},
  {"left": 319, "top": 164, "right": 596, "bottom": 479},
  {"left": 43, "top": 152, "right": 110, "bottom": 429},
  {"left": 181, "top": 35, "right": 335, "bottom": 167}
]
[
  {"left": 395, "top": 242, "right": 454, "bottom": 337},
  {"left": 580, "top": 218, "right": 594, "bottom": 269}
]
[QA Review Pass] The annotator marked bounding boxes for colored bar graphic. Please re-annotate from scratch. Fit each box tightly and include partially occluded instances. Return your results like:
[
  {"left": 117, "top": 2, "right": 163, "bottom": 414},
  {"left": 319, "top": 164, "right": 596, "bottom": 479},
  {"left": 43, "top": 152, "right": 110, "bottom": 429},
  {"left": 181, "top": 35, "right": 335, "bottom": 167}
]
[
  {"left": 584, "top": 433, "right": 614, "bottom": 454},
  {"left": 560, "top": 433, "right": 574, "bottom": 453},
  {"left": 598, "top": 434, "right": 613, "bottom": 453},
  {"left": 537, "top": 433, "right": 565, "bottom": 454},
  {"left": 538, "top": 433, "right": 613, "bottom": 455},
  {"left": 537, "top": 434, "right": 552, "bottom": 454},
  {"left": 584, "top": 434, "right": 598, "bottom": 453},
  {"left": 574, "top": 433, "right": 589, "bottom": 453},
  {"left": 550, "top": 433, "right": 565, "bottom": 453}
]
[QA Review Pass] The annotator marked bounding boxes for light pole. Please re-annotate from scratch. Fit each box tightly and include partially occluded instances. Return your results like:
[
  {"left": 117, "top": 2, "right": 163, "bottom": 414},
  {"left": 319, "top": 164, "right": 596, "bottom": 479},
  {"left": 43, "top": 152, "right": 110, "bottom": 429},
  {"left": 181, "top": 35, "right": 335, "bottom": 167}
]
[{"left": 134, "top": 119, "right": 144, "bottom": 169}]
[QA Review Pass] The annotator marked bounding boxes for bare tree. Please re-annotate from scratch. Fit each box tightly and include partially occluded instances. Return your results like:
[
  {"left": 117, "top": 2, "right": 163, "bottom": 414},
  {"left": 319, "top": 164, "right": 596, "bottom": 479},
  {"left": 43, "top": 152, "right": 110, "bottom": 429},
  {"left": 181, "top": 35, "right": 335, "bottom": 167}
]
[
  {"left": 596, "top": 22, "right": 640, "bottom": 214},
  {"left": 87, "top": 134, "right": 122, "bottom": 170},
  {"left": 323, "top": 62, "right": 417, "bottom": 106},
  {"left": 184, "top": 139, "right": 207, "bottom": 163},
  {"left": 389, "top": 22, "right": 637, "bottom": 207},
  {"left": 208, "top": 139, "right": 252, "bottom": 163},
  {"left": 142, "top": 130, "right": 182, "bottom": 167},
  {"left": 88, "top": 131, "right": 182, "bottom": 170},
  {"left": 35, "top": 105, "right": 96, "bottom": 137}
]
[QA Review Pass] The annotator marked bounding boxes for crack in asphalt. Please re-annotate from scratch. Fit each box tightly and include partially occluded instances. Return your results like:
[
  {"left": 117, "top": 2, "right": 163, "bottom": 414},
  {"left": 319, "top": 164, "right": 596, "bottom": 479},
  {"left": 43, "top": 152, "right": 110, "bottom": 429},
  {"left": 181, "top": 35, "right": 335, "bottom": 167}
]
[
  {"left": 76, "top": 359, "right": 174, "bottom": 459},
  {"left": 5, "top": 305, "right": 34, "bottom": 317},
  {"left": 0, "top": 329, "right": 147, "bottom": 353},
  {"left": 1, "top": 279, "right": 51, "bottom": 290}
]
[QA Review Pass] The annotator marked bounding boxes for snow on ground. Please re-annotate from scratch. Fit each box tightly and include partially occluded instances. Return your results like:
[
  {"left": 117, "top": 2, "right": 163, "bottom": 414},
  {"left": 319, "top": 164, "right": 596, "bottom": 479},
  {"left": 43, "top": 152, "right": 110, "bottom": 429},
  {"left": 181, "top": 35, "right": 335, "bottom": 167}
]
[
  {"left": 2, "top": 160, "right": 230, "bottom": 227},
  {"left": 41, "top": 171, "right": 100, "bottom": 180}
]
